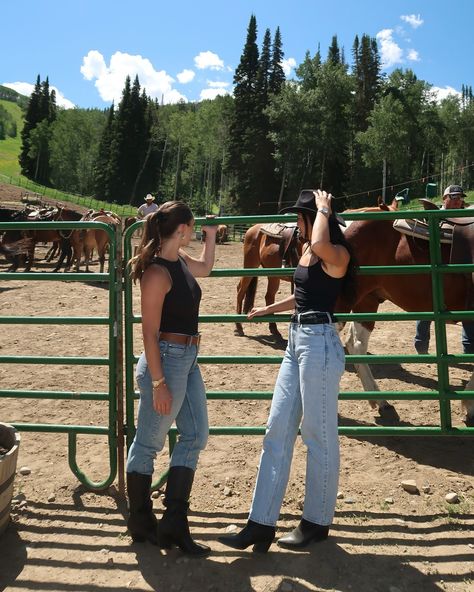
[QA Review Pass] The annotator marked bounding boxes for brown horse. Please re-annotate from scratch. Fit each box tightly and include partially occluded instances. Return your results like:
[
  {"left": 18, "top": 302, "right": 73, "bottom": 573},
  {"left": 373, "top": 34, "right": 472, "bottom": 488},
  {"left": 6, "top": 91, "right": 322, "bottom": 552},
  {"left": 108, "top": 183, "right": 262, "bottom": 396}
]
[
  {"left": 69, "top": 212, "right": 120, "bottom": 272},
  {"left": 337, "top": 209, "right": 474, "bottom": 424},
  {"left": 0, "top": 206, "right": 82, "bottom": 271},
  {"left": 235, "top": 202, "right": 397, "bottom": 339},
  {"left": 235, "top": 222, "right": 303, "bottom": 339}
]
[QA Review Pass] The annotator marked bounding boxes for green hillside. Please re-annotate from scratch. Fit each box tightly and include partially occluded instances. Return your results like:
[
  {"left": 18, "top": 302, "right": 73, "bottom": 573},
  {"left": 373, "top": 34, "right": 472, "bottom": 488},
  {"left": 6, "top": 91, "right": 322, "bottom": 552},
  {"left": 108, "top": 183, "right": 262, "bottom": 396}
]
[{"left": 0, "top": 98, "right": 22, "bottom": 177}]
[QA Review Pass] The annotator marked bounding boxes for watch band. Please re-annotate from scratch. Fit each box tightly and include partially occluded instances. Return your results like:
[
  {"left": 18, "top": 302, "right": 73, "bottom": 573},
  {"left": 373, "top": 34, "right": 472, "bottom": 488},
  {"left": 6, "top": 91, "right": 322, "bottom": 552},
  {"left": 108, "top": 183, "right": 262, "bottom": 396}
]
[{"left": 317, "top": 208, "right": 330, "bottom": 218}]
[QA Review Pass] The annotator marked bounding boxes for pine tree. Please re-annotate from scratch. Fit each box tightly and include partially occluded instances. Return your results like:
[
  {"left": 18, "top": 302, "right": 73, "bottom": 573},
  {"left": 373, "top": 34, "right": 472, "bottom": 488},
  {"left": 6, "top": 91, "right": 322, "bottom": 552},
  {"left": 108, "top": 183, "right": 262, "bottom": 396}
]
[
  {"left": 227, "top": 14, "right": 261, "bottom": 213},
  {"left": 327, "top": 35, "right": 341, "bottom": 64},
  {"left": 295, "top": 47, "right": 321, "bottom": 91},
  {"left": 94, "top": 104, "right": 115, "bottom": 199},
  {"left": 269, "top": 27, "right": 285, "bottom": 95},
  {"left": 19, "top": 74, "right": 57, "bottom": 183},
  {"left": 19, "top": 75, "right": 42, "bottom": 177}
]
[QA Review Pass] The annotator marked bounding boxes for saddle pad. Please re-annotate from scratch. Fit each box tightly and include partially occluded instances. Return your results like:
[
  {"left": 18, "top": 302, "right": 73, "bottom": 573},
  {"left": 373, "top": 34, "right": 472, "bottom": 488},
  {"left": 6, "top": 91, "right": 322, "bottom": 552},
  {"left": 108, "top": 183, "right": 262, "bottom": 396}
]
[
  {"left": 393, "top": 218, "right": 452, "bottom": 244},
  {"left": 260, "top": 222, "right": 297, "bottom": 239}
]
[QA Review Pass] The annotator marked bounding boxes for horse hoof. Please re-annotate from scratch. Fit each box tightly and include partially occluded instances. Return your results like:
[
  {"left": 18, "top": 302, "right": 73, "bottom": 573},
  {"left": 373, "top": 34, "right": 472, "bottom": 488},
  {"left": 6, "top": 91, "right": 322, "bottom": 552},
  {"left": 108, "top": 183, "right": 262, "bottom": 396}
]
[{"left": 465, "top": 415, "right": 474, "bottom": 428}]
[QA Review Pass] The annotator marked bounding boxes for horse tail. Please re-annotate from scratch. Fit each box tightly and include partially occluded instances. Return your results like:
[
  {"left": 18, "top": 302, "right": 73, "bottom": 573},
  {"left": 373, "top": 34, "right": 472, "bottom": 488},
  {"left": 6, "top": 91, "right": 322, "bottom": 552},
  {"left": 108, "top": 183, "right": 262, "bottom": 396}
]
[{"left": 243, "top": 277, "right": 258, "bottom": 313}]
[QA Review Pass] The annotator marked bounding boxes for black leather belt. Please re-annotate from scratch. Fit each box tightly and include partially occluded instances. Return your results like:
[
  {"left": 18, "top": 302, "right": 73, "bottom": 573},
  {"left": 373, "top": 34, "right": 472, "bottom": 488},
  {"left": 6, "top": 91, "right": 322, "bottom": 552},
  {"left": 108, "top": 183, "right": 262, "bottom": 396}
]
[{"left": 291, "top": 311, "right": 335, "bottom": 324}]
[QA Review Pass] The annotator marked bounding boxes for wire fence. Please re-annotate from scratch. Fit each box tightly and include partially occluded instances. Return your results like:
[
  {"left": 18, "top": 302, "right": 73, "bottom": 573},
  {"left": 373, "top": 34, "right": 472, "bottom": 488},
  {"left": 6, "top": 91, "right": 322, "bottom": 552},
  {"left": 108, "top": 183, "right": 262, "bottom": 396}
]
[{"left": 0, "top": 174, "right": 137, "bottom": 216}]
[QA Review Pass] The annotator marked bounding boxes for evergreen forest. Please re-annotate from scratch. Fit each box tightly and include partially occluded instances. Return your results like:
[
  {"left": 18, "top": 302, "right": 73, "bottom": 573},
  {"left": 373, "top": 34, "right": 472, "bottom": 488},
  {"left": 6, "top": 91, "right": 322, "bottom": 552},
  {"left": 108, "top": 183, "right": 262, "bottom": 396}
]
[{"left": 3, "top": 15, "right": 474, "bottom": 213}]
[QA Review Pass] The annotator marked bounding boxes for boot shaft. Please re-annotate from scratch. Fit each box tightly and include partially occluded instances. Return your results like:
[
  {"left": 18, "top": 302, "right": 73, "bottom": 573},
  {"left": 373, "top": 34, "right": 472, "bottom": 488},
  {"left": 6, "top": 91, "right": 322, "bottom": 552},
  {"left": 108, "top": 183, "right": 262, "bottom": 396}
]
[{"left": 127, "top": 472, "right": 153, "bottom": 514}]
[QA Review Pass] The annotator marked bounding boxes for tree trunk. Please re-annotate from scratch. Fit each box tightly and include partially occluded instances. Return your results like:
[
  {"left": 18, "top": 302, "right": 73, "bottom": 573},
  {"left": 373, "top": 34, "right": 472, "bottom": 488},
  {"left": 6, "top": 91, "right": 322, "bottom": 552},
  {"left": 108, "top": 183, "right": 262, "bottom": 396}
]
[
  {"left": 382, "top": 157, "right": 387, "bottom": 203},
  {"left": 277, "top": 163, "right": 287, "bottom": 212},
  {"left": 130, "top": 138, "right": 153, "bottom": 205},
  {"left": 173, "top": 138, "right": 181, "bottom": 200}
]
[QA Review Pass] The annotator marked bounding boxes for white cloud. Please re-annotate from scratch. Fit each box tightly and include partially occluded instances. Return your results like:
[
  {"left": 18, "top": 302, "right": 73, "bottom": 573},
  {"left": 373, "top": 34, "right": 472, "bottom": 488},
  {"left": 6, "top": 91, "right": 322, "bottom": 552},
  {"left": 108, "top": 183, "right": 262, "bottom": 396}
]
[
  {"left": 430, "top": 86, "right": 461, "bottom": 102},
  {"left": 2, "top": 81, "right": 75, "bottom": 109},
  {"left": 199, "top": 86, "right": 231, "bottom": 101},
  {"left": 177, "top": 69, "right": 195, "bottom": 84},
  {"left": 281, "top": 57, "right": 296, "bottom": 76},
  {"left": 194, "top": 51, "right": 224, "bottom": 71},
  {"left": 206, "top": 81, "right": 230, "bottom": 89},
  {"left": 199, "top": 80, "right": 231, "bottom": 100},
  {"left": 401, "top": 14, "right": 424, "bottom": 28},
  {"left": 376, "top": 29, "right": 403, "bottom": 68},
  {"left": 80, "top": 50, "right": 187, "bottom": 105},
  {"left": 407, "top": 49, "right": 420, "bottom": 62}
]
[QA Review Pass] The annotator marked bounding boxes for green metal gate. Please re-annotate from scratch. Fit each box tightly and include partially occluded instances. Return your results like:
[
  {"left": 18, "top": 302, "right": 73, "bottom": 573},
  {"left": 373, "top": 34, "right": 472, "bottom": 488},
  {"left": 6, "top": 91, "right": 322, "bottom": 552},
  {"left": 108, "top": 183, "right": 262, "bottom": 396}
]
[
  {"left": 2, "top": 208, "right": 473, "bottom": 492},
  {"left": 0, "top": 220, "right": 122, "bottom": 490}
]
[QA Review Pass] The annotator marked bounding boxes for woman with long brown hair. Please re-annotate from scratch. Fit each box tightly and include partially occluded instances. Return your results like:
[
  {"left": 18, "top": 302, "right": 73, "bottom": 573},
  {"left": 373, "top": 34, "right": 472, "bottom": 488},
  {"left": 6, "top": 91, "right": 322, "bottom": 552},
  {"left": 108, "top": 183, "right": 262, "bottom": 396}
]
[{"left": 126, "top": 200, "right": 217, "bottom": 556}]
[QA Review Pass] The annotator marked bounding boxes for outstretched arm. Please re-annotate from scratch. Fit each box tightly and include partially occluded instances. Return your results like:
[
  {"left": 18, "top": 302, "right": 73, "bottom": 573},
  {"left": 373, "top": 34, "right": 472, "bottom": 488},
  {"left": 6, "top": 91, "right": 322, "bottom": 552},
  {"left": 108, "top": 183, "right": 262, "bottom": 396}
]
[
  {"left": 248, "top": 294, "right": 296, "bottom": 319},
  {"left": 180, "top": 220, "right": 217, "bottom": 277}
]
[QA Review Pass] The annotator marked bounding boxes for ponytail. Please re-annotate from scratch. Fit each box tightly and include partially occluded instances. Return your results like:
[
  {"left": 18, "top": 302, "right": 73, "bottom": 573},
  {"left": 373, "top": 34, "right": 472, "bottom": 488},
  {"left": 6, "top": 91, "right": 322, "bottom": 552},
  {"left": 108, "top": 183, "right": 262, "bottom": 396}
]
[{"left": 128, "top": 201, "right": 193, "bottom": 282}]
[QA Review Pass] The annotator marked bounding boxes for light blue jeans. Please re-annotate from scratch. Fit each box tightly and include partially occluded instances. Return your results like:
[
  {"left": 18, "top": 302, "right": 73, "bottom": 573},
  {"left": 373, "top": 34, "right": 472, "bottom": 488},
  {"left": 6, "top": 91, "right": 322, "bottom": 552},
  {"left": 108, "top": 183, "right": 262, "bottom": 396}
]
[
  {"left": 249, "top": 322, "right": 345, "bottom": 527},
  {"left": 126, "top": 340, "right": 208, "bottom": 475}
]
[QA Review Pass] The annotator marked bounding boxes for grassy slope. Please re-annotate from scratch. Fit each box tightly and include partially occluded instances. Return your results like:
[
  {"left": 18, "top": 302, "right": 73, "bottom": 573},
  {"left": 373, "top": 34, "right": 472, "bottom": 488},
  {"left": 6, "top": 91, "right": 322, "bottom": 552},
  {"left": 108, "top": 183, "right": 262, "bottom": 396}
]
[{"left": 0, "top": 99, "right": 22, "bottom": 177}]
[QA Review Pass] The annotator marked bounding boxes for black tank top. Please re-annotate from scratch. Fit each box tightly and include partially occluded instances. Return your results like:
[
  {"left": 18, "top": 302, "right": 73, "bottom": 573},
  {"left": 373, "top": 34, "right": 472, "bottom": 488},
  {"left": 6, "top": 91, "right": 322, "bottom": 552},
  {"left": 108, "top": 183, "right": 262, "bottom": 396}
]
[
  {"left": 152, "top": 256, "right": 201, "bottom": 335},
  {"left": 294, "top": 259, "right": 343, "bottom": 314}
]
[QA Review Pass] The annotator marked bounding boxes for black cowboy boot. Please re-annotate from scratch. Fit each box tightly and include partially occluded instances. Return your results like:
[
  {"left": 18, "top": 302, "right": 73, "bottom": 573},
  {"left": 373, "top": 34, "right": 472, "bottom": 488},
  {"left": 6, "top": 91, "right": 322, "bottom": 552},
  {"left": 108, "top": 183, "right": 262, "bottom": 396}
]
[
  {"left": 277, "top": 519, "right": 329, "bottom": 549},
  {"left": 126, "top": 472, "right": 159, "bottom": 545},
  {"left": 218, "top": 520, "right": 275, "bottom": 553},
  {"left": 157, "top": 466, "right": 210, "bottom": 557}
]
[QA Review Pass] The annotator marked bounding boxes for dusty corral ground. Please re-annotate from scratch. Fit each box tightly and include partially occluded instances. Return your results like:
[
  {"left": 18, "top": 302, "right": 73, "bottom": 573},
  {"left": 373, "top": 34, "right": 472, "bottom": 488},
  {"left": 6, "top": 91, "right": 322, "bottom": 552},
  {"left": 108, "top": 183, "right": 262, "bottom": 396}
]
[{"left": 0, "top": 183, "right": 473, "bottom": 592}]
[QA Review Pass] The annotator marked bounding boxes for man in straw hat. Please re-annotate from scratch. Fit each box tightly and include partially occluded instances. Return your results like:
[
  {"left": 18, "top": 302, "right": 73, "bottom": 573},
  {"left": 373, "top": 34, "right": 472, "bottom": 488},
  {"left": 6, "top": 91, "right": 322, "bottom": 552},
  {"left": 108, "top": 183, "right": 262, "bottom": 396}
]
[{"left": 137, "top": 194, "right": 159, "bottom": 219}]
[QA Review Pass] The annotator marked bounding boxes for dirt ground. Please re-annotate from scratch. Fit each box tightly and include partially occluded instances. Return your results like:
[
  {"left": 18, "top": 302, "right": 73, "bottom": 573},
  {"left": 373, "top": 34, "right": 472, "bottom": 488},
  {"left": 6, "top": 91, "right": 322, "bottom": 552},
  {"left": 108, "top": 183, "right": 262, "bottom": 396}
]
[{"left": 0, "top": 184, "right": 473, "bottom": 592}]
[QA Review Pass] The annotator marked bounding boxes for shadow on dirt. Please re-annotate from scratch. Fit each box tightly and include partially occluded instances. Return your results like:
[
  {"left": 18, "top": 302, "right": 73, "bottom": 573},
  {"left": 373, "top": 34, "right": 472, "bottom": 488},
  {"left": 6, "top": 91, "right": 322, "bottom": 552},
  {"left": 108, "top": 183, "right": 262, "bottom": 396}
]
[
  {"left": 337, "top": 415, "right": 474, "bottom": 474},
  {"left": 241, "top": 333, "right": 288, "bottom": 351},
  {"left": 133, "top": 509, "right": 460, "bottom": 592},
  {"left": 0, "top": 523, "right": 27, "bottom": 589}
]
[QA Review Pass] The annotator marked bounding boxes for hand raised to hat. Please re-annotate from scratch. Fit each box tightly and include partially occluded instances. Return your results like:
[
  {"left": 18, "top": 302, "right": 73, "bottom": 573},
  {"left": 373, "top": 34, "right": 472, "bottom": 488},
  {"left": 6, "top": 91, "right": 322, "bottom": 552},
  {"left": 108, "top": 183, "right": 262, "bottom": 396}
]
[{"left": 314, "top": 189, "right": 333, "bottom": 215}]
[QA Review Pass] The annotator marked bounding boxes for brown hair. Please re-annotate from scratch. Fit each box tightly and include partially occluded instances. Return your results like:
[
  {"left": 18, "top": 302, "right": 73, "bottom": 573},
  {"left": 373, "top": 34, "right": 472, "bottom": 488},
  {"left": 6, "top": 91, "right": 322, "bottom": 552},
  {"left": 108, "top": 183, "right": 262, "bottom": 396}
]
[{"left": 128, "top": 201, "right": 193, "bottom": 282}]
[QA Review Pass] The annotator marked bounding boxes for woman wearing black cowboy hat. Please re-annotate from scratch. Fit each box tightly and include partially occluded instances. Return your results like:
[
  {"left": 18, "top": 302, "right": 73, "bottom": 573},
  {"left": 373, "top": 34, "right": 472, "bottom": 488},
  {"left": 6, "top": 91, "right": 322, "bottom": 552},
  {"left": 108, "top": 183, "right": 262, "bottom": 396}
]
[{"left": 219, "top": 189, "right": 357, "bottom": 552}]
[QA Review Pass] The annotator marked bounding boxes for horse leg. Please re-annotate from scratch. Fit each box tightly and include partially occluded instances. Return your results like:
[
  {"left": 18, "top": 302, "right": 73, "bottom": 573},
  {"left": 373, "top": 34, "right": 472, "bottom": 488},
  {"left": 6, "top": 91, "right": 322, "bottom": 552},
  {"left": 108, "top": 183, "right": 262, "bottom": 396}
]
[
  {"left": 24, "top": 242, "right": 35, "bottom": 271},
  {"left": 54, "top": 239, "right": 71, "bottom": 272},
  {"left": 235, "top": 277, "right": 255, "bottom": 336},
  {"left": 265, "top": 277, "right": 282, "bottom": 339},
  {"left": 343, "top": 321, "right": 395, "bottom": 415},
  {"left": 462, "top": 372, "right": 474, "bottom": 426}
]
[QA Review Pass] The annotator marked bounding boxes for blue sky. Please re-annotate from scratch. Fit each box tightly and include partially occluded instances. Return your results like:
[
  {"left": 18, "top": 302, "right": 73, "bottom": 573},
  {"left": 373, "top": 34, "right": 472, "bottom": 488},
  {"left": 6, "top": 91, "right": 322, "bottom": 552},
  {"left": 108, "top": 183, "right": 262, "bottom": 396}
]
[{"left": 2, "top": 0, "right": 473, "bottom": 109}]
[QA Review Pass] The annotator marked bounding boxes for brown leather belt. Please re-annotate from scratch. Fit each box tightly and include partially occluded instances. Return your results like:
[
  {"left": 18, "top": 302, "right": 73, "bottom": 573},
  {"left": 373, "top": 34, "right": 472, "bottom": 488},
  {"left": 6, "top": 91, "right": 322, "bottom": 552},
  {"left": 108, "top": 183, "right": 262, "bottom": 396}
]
[{"left": 159, "top": 332, "right": 201, "bottom": 346}]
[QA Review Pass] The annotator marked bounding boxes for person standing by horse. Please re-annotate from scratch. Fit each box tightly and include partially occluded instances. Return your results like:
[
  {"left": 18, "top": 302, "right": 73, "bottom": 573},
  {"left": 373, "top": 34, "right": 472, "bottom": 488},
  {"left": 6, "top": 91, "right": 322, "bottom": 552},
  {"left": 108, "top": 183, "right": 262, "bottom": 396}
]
[
  {"left": 137, "top": 194, "right": 159, "bottom": 219},
  {"left": 219, "top": 189, "right": 357, "bottom": 552},
  {"left": 126, "top": 200, "right": 217, "bottom": 556},
  {"left": 414, "top": 184, "right": 474, "bottom": 354}
]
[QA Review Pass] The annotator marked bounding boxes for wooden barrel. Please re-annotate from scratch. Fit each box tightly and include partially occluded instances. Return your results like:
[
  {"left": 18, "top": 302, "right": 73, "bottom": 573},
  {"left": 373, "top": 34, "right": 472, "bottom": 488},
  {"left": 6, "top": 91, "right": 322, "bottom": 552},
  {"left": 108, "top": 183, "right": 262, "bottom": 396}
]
[{"left": 0, "top": 423, "right": 21, "bottom": 535}]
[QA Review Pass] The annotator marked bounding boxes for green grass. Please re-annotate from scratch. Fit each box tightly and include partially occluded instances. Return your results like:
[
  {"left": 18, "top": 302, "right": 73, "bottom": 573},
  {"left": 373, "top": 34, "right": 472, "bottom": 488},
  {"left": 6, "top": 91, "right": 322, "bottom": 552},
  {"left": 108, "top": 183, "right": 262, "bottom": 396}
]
[{"left": 0, "top": 99, "right": 22, "bottom": 177}]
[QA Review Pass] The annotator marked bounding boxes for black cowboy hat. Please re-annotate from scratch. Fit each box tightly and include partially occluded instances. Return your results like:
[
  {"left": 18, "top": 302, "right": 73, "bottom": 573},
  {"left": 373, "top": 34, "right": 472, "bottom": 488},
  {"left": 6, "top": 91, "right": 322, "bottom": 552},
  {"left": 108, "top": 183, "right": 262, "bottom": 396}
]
[{"left": 280, "top": 189, "right": 346, "bottom": 226}]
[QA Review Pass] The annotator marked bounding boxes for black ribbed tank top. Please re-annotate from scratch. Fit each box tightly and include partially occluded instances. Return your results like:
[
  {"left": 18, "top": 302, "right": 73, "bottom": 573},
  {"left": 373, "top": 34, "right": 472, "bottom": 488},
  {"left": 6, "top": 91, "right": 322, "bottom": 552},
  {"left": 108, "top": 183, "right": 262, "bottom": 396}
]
[
  {"left": 152, "top": 256, "right": 201, "bottom": 335},
  {"left": 294, "top": 259, "right": 343, "bottom": 314}
]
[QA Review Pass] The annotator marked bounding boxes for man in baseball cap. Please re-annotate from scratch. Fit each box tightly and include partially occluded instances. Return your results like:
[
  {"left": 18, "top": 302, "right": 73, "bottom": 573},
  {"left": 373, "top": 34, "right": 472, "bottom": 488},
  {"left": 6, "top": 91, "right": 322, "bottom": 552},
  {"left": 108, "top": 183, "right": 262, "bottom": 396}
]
[
  {"left": 443, "top": 184, "right": 466, "bottom": 205},
  {"left": 415, "top": 183, "right": 473, "bottom": 354}
]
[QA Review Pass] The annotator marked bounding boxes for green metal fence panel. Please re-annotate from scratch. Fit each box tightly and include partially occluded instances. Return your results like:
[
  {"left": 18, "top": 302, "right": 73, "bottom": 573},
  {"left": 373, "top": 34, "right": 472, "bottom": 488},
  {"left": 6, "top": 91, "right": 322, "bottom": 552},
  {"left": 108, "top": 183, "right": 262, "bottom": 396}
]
[
  {"left": 0, "top": 220, "right": 120, "bottom": 490},
  {"left": 123, "top": 208, "right": 474, "bottom": 486}
]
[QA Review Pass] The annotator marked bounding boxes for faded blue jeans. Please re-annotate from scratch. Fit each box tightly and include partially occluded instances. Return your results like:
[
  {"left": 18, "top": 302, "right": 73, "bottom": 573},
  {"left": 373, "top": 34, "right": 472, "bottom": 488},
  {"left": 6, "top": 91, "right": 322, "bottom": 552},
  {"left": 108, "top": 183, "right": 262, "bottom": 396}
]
[
  {"left": 414, "top": 320, "right": 474, "bottom": 354},
  {"left": 126, "top": 340, "right": 208, "bottom": 475},
  {"left": 249, "top": 321, "right": 345, "bottom": 527}
]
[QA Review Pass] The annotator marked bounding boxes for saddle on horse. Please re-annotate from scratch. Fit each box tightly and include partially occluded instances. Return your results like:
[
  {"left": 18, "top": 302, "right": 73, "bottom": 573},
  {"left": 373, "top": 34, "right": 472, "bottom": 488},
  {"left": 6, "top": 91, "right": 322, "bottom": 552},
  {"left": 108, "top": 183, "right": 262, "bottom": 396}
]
[
  {"left": 259, "top": 222, "right": 300, "bottom": 268},
  {"left": 393, "top": 200, "right": 474, "bottom": 308}
]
